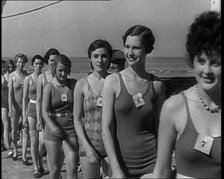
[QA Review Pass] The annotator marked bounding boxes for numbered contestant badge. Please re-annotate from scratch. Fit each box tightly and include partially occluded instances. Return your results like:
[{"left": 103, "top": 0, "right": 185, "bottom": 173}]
[
  {"left": 132, "top": 92, "right": 145, "bottom": 108},
  {"left": 21, "top": 80, "right": 24, "bottom": 87},
  {"left": 194, "top": 134, "right": 214, "bottom": 155},
  {"left": 61, "top": 93, "right": 68, "bottom": 102},
  {"left": 96, "top": 96, "right": 103, "bottom": 107}
]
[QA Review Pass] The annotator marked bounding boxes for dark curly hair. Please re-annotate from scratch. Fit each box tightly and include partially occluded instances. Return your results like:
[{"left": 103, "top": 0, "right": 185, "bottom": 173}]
[
  {"left": 122, "top": 25, "right": 155, "bottom": 54},
  {"left": 186, "top": 11, "right": 221, "bottom": 67}
]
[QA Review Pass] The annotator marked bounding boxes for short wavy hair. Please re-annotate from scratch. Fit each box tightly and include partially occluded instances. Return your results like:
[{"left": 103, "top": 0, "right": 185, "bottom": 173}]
[
  {"left": 43, "top": 48, "right": 60, "bottom": 64},
  {"left": 14, "top": 53, "right": 28, "bottom": 64},
  {"left": 31, "top": 55, "right": 44, "bottom": 66},
  {"left": 186, "top": 11, "right": 221, "bottom": 67},
  {"left": 122, "top": 25, "right": 155, "bottom": 54},
  {"left": 55, "top": 54, "right": 72, "bottom": 75}
]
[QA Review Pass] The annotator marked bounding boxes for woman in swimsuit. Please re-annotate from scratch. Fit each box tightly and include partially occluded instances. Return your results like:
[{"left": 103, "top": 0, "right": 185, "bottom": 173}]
[
  {"left": 8, "top": 53, "right": 29, "bottom": 163},
  {"left": 22, "top": 55, "right": 45, "bottom": 178},
  {"left": 1, "top": 60, "right": 11, "bottom": 154},
  {"left": 73, "top": 39, "right": 112, "bottom": 179},
  {"left": 153, "top": 11, "right": 221, "bottom": 178},
  {"left": 42, "top": 54, "right": 79, "bottom": 179},
  {"left": 102, "top": 25, "right": 165, "bottom": 178}
]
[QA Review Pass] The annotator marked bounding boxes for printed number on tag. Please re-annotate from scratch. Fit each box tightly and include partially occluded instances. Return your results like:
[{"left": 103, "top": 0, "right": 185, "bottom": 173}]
[
  {"left": 194, "top": 135, "right": 214, "bottom": 155},
  {"left": 61, "top": 94, "right": 68, "bottom": 102},
  {"left": 96, "top": 97, "right": 103, "bottom": 107},
  {"left": 132, "top": 93, "right": 145, "bottom": 108}
]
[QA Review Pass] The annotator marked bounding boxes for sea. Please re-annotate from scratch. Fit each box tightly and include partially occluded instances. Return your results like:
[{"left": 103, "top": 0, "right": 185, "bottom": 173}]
[{"left": 3, "top": 56, "right": 195, "bottom": 79}]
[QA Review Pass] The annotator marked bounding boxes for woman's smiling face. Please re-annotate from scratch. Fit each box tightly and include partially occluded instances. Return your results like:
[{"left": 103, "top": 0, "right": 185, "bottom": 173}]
[
  {"left": 124, "top": 35, "right": 147, "bottom": 67},
  {"left": 194, "top": 51, "right": 221, "bottom": 92}
]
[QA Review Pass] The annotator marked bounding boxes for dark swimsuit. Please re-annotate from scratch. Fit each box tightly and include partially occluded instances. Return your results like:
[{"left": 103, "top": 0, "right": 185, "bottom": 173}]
[
  {"left": 175, "top": 92, "right": 221, "bottom": 178},
  {"left": 27, "top": 75, "right": 37, "bottom": 118},
  {"left": 44, "top": 79, "right": 77, "bottom": 142},
  {"left": 1, "top": 75, "right": 8, "bottom": 109},
  {"left": 114, "top": 73, "right": 158, "bottom": 176}
]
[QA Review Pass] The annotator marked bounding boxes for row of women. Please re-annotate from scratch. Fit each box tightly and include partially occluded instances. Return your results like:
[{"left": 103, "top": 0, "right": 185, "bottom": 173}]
[{"left": 1, "top": 11, "right": 221, "bottom": 179}]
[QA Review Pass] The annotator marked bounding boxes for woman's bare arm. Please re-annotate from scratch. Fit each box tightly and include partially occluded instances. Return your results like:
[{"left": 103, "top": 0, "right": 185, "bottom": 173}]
[
  {"left": 153, "top": 97, "right": 178, "bottom": 178},
  {"left": 42, "top": 83, "right": 61, "bottom": 134},
  {"left": 36, "top": 74, "right": 44, "bottom": 130},
  {"left": 8, "top": 73, "right": 14, "bottom": 117},
  {"left": 102, "top": 74, "right": 125, "bottom": 177},
  {"left": 22, "top": 76, "right": 30, "bottom": 127}
]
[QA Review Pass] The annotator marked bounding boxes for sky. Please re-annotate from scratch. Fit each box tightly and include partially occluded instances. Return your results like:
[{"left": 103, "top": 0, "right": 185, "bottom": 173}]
[{"left": 2, "top": 0, "right": 211, "bottom": 58}]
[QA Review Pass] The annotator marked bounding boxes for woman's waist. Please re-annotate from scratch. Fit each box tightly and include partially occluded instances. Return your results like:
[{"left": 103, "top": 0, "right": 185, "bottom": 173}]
[
  {"left": 29, "top": 99, "right": 37, "bottom": 104},
  {"left": 117, "top": 133, "right": 157, "bottom": 152},
  {"left": 117, "top": 129, "right": 157, "bottom": 139}
]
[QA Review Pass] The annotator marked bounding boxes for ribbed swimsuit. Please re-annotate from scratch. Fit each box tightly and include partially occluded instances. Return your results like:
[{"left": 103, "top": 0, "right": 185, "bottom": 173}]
[
  {"left": 44, "top": 79, "right": 77, "bottom": 140},
  {"left": 175, "top": 92, "right": 221, "bottom": 178},
  {"left": 1, "top": 75, "right": 8, "bottom": 108},
  {"left": 114, "top": 73, "right": 158, "bottom": 176},
  {"left": 27, "top": 75, "right": 37, "bottom": 118},
  {"left": 79, "top": 78, "right": 106, "bottom": 158}
]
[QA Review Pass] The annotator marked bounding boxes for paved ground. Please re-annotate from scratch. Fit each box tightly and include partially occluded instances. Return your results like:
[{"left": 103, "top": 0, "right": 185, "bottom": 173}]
[{"left": 1, "top": 145, "right": 83, "bottom": 179}]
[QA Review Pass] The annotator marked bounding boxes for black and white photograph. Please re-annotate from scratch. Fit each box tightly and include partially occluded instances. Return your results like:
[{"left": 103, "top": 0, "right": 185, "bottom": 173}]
[{"left": 2, "top": 0, "right": 221, "bottom": 178}]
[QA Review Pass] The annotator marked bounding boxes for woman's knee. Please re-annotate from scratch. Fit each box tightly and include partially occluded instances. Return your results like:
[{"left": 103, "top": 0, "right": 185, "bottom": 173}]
[{"left": 66, "top": 152, "right": 78, "bottom": 166}]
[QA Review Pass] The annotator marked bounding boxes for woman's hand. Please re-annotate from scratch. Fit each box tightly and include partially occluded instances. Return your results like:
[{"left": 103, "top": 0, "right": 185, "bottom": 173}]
[
  {"left": 112, "top": 168, "right": 126, "bottom": 178},
  {"left": 22, "top": 118, "right": 28, "bottom": 128},
  {"left": 36, "top": 120, "right": 43, "bottom": 131},
  {"left": 85, "top": 147, "right": 100, "bottom": 164},
  {"left": 8, "top": 110, "right": 13, "bottom": 119}
]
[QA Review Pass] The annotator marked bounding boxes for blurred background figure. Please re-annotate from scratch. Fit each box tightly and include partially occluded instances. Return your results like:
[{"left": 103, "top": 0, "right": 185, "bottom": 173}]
[
  {"left": 108, "top": 49, "right": 126, "bottom": 73},
  {"left": 1, "top": 60, "right": 11, "bottom": 155},
  {"left": 22, "top": 55, "right": 45, "bottom": 178},
  {"left": 7, "top": 59, "right": 16, "bottom": 74},
  {"left": 8, "top": 53, "right": 30, "bottom": 164}
]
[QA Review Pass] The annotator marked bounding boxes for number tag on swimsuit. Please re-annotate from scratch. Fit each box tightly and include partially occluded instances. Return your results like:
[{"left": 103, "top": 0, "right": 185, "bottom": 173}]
[
  {"left": 132, "top": 92, "right": 145, "bottom": 108},
  {"left": 96, "top": 96, "right": 103, "bottom": 107},
  {"left": 194, "top": 134, "right": 214, "bottom": 155},
  {"left": 21, "top": 80, "right": 24, "bottom": 87},
  {"left": 61, "top": 94, "right": 68, "bottom": 102}
]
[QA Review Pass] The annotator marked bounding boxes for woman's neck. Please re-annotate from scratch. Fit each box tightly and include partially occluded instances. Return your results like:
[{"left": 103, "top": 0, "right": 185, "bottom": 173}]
[
  {"left": 54, "top": 77, "right": 67, "bottom": 87},
  {"left": 197, "top": 84, "right": 221, "bottom": 107},
  {"left": 92, "top": 70, "right": 108, "bottom": 79},
  {"left": 32, "top": 71, "right": 41, "bottom": 78},
  {"left": 126, "top": 65, "right": 147, "bottom": 79},
  {"left": 15, "top": 69, "right": 24, "bottom": 75}
]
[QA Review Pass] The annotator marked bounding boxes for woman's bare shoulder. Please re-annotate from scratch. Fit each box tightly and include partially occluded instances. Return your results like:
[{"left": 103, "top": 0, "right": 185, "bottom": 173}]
[
  {"left": 43, "top": 82, "right": 53, "bottom": 91},
  {"left": 75, "top": 77, "right": 88, "bottom": 91},
  {"left": 163, "top": 93, "right": 185, "bottom": 114},
  {"left": 24, "top": 75, "right": 32, "bottom": 84},
  {"left": 37, "top": 73, "right": 44, "bottom": 81},
  {"left": 105, "top": 73, "right": 119, "bottom": 83}
]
